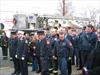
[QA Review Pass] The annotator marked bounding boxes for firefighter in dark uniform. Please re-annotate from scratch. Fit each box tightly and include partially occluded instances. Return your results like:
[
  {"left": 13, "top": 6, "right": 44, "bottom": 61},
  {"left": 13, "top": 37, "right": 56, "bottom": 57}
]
[
  {"left": 36, "top": 31, "right": 52, "bottom": 75},
  {"left": 79, "top": 25, "right": 97, "bottom": 68},
  {"left": 50, "top": 28, "right": 59, "bottom": 75},
  {"left": 59, "top": 27, "right": 73, "bottom": 75},
  {"left": 77, "top": 26, "right": 86, "bottom": 70},
  {"left": 35, "top": 33, "right": 41, "bottom": 73},
  {"left": 29, "top": 36, "right": 38, "bottom": 72},
  {"left": 43, "top": 28, "right": 53, "bottom": 73},
  {"left": 53, "top": 30, "right": 73, "bottom": 75},
  {"left": 9, "top": 31, "right": 20, "bottom": 75},
  {"left": 83, "top": 28, "right": 100, "bottom": 75},
  {"left": 15, "top": 31, "right": 28, "bottom": 75},
  {"left": 71, "top": 29, "right": 79, "bottom": 67}
]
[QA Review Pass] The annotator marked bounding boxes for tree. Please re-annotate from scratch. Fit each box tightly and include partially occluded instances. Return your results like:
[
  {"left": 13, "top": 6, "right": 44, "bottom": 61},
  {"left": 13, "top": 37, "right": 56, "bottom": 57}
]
[
  {"left": 57, "top": 0, "right": 74, "bottom": 17},
  {"left": 79, "top": 7, "right": 100, "bottom": 27},
  {"left": 81, "top": 7, "right": 100, "bottom": 20}
]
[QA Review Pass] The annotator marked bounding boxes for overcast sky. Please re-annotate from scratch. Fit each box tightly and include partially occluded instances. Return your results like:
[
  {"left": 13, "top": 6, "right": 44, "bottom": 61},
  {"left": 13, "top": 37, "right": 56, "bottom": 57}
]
[
  {"left": 0, "top": 0, "right": 100, "bottom": 35},
  {"left": 0, "top": 0, "right": 100, "bottom": 19}
]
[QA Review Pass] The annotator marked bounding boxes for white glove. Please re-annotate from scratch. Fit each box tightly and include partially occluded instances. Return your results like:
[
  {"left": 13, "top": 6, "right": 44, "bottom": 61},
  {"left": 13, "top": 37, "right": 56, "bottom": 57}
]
[
  {"left": 10, "top": 57, "right": 12, "bottom": 61},
  {"left": 15, "top": 55, "right": 17, "bottom": 58},
  {"left": 83, "top": 67, "right": 88, "bottom": 71},
  {"left": 53, "top": 56, "right": 57, "bottom": 60},
  {"left": 10, "top": 57, "right": 12, "bottom": 59},
  {"left": 21, "top": 57, "right": 25, "bottom": 60},
  {"left": 33, "top": 53, "right": 36, "bottom": 56},
  {"left": 68, "top": 57, "right": 71, "bottom": 60}
]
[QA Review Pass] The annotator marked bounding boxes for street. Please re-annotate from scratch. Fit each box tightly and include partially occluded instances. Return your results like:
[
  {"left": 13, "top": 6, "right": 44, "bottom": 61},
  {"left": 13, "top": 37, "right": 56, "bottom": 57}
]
[{"left": 0, "top": 47, "right": 82, "bottom": 75}]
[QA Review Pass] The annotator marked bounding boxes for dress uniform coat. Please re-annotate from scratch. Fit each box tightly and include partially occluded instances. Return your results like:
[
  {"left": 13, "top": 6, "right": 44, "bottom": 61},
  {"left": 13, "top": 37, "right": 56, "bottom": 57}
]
[
  {"left": 79, "top": 32, "right": 97, "bottom": 67},
  {"left": 37, "top": 38, "right": 52, "bottom": 75},
  {"left": 50, "top": 35, "right": 58, "bottom": 75},
  {"left": 29, "top": 41, "right": 38, "bottom": 71},
  {"left": 54, "top": 38, "right": 73, "bottom": 75},
  {"left": 16, "top": 38, "right": 28, "bottom": 75},
  {"left": 83, "top": 40, "right": 100, "bottom": 75},
  {"left": 35, "top": 39, "right": 42, "bottom": 73},
  {"left": 65, "top": 34, "right": 73, "bottom": 75}
]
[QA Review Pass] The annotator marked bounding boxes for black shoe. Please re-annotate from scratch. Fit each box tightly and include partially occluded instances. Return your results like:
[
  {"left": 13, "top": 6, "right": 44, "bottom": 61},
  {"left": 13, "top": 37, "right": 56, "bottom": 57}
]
[
  {"left": 77, "top": 67, "right": 82, "bottom": 70},
  {"left": 11, "top": 72, "right": 16, "bottom": 75},
  {"left": 36, "top": 70, "right": 41, "bottom": 73},
  {"left": 16, "top": 72, "right": 20, "bottom": 75},
  {"left": 3, "top": 57, "right": 8, "bottom": 60},
  {"left": 53, "top": 73, "right": 58, "bottom": 75}
]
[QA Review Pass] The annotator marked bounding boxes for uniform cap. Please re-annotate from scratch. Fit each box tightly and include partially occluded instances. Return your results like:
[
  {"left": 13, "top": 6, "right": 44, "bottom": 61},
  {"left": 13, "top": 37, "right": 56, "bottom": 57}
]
[
  {"left": 37, "top": 31, "right": 44, "bottom": 35},
  {"left": 11, "top": 31, "right": 17, "bottom": 35},
  {"left": 17, "top": 31, "right": 24, "bottom": 34}
]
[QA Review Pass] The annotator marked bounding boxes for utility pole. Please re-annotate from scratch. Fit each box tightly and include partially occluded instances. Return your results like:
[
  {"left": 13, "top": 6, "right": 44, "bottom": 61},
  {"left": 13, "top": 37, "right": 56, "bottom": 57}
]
[{"left": 63, "top": 0, "right": 65, "bottom": 16}]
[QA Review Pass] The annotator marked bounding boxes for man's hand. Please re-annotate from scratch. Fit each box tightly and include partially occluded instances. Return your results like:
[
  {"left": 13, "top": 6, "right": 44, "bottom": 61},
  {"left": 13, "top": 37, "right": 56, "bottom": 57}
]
[
  {"left": 68, "top": 57, "right": 71, "bottom": 60},
  {"left": 15, "top": 55, "right": 17, "bottom": 58},
  {"left": 53, "top": 56, "right": 57, "bottom": 60},
  {"left": 21, "top": 57, "right": 25, "bottom": 60}
]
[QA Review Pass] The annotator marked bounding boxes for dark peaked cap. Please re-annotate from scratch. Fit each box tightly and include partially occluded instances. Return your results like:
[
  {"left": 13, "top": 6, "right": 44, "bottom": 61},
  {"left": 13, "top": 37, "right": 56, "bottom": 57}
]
[
  {"left": 37, "top": 31, "right": 44, "bottom": 35},
  {"left": 11, "top": 31, "right": 17, "bottom": 35}
]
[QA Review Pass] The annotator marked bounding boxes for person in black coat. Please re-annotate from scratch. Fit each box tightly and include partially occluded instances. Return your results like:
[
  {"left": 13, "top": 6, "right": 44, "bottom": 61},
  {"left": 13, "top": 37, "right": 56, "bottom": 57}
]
[
  {"left": 0, "top": 31, "right": 8, "bottom": 59},
  {"left": 29, "top": 36, "right": 38, "bottom": 72},
  {"left": 79, "top": 25, "right": 97, "bottom": 67},
  {"left": 36, "top": 31, "right": 52, "bottom": 75},
  {"left": 9, "top": 31, "right": 20, "bottom": 75},
  {"left": 83, "top": 28, "right": 100, "bottom": 75},
  {"left": 15, "top": 31, "right": 28, "bottom": 75}
]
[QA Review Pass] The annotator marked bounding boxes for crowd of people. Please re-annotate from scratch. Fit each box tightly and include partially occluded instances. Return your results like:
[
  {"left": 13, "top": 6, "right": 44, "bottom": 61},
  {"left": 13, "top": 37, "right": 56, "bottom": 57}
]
[{"left": 0, "top": 24, "right": 100, "bottom": 75}]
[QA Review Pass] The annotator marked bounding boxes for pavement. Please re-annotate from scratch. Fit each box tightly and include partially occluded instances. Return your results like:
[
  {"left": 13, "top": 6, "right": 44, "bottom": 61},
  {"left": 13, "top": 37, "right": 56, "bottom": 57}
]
[
  {"left": 0, "top": 47, "right": 82, "bottom": 75},
  {"left": 0, "top": 60, "right": 82, "bottom": 75}
]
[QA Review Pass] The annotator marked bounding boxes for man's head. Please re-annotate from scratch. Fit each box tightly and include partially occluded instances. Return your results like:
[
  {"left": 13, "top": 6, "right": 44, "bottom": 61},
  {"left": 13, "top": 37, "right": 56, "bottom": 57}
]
[
  {"left": 85, "top": 25, "right": 94, "bottom": 33},
  {"left": 37, "top": 31, "right": 44, "bottom": 40},
  {"left": 58, "top": 31, "right": 65, "bottom": 40},
  {"left": 50, "top": 28, "right": 57, "bottom": 36},
  {"left": 11, "top": 31, "right": 17, "bottom": 39},
  {"left": 17, "top": 31, "right": 25, "bottom": 38},
  {"left": 71, "top": 29, "right": 77, "bottom": 36},
  {"left": 43, "top": 27, "right": 49, "bottom": 35}
]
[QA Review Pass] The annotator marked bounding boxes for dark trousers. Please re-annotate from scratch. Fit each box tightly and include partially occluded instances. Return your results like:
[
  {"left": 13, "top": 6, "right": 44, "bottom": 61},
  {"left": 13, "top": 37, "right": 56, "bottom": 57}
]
[
  {"left": 48, "top": 57, "right": 53, "bottom": 72},
  {"left": 2, "top": 46, "right": 8, "bottom": 59},
  {"left": 12, "top": 57, "right": 20, "bottom": 73},
  {"left": 67, "top": 59, "right": 72, "bottom": 75},
  {"left": 75, "top": 49, "right": 80, "bottom": 67},
  {"left": 58, "top": 57, "right": 68, "bottom": 75},
  {"left": 78, "top": 50, "right": 82, "bottom": 69},
  {"left": 40, "top": 57, "right": 50, "bottom": 75},
  {"left": 81, "top": 51, "right": 90, "bottom": 67},
  {"left": 32, "top": 56, "right": 38, "bottom": 71},
  {"left": 36, "top": 56, "right": 41, "bottom": 72},
  {"left": 53, "top": 59, "right": 58, "bottom": 75},
  {"left": 19, "top": 59, "right": 28, "bottom": 75}
]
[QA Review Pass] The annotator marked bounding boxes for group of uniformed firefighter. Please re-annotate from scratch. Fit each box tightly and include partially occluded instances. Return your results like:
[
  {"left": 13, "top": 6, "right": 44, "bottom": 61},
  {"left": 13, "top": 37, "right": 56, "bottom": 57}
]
[{"left": 0, "top": 24, "right": 100, "bottom": 75}]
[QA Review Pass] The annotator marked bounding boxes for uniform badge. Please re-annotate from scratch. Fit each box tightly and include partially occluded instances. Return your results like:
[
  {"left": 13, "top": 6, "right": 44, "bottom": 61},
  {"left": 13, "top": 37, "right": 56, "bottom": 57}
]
[
  {"left": 62, "top": 42, "right": 66, "bottom": 46},
  {"left": 25, "top": 40, "right": 28, "bottom": 43},
  {"left": 47, "top": 40, "right": 50, "bottom": 44},
  {"left": 54, "top": 38, "right": 57, "bottom": 41},
  {"left": 33, "top": 46, "right": 36, "bottom": 49}
]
